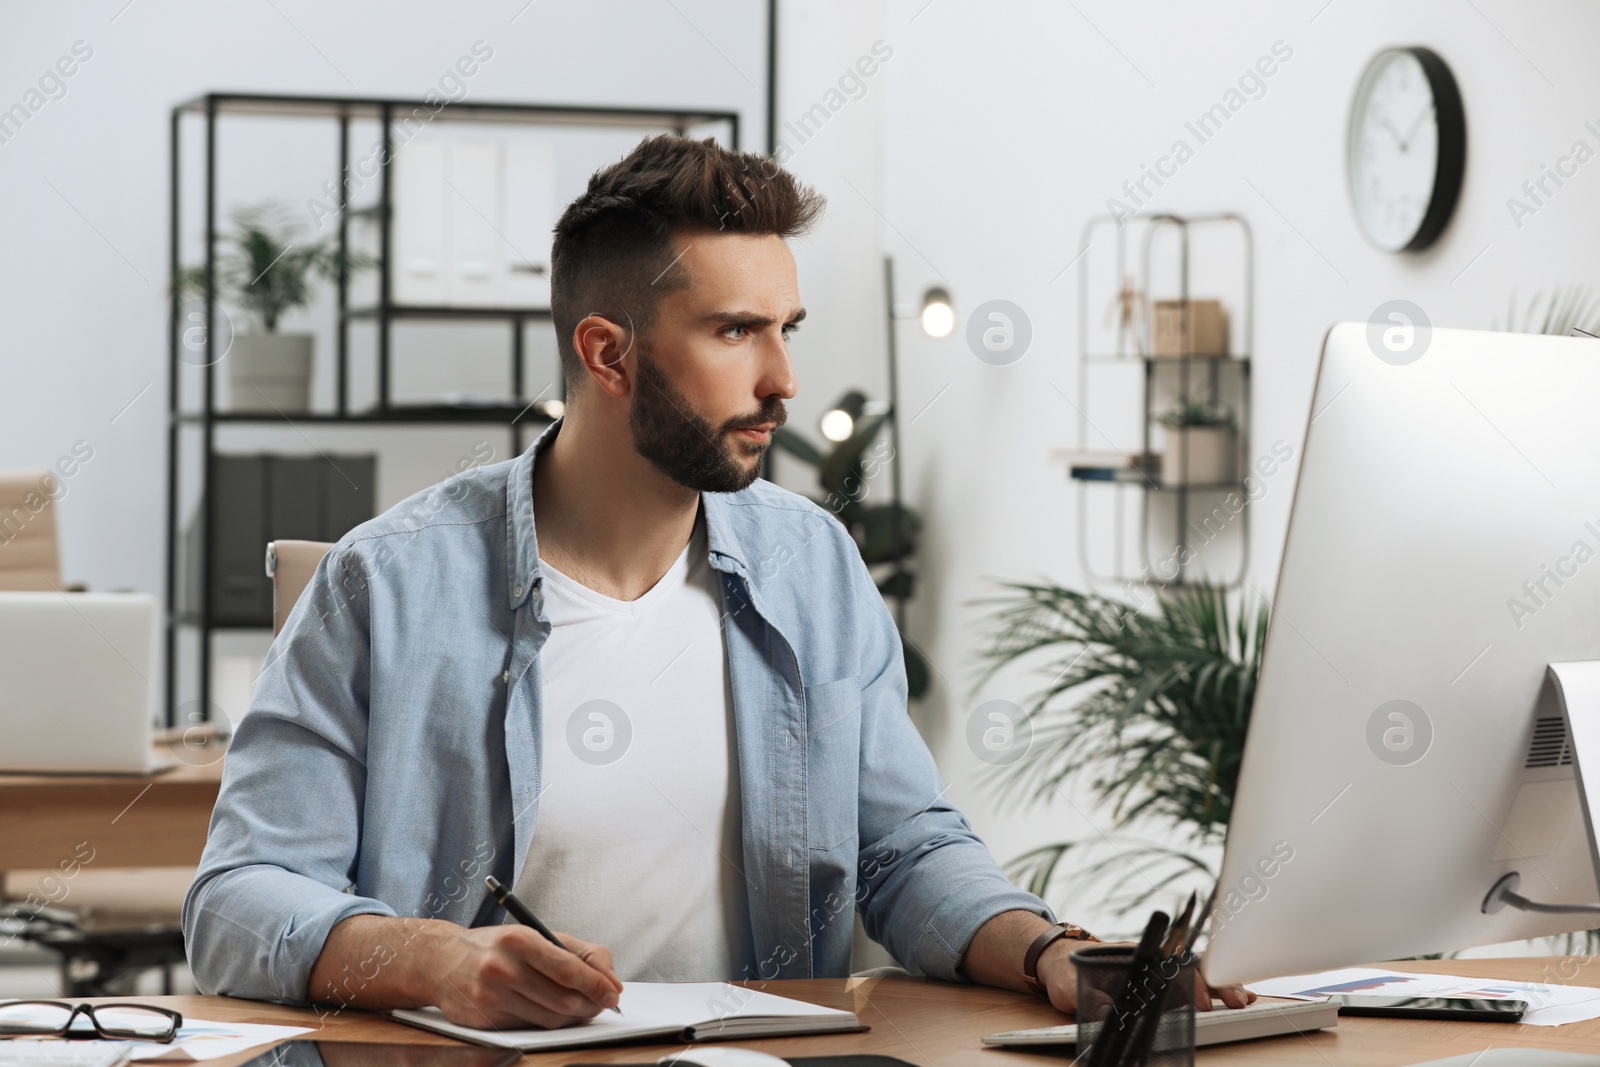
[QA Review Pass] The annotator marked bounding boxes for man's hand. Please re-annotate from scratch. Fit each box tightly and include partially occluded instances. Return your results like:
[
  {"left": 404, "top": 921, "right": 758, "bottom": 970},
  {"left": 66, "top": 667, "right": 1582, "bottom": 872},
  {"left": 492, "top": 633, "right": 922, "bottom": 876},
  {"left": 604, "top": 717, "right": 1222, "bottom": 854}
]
[
  {"left": 961, "top": 910, "right": 1255, "bottom": 1016},
  {"left": 429, "top": 925, "right": 623, "bottom": 1029},
  {"left": 307, "top": 915, "right": 623, "bottom": 1029},
  {"left": 1032, "top": 937, "right": 1254, "bottom": 1017}
]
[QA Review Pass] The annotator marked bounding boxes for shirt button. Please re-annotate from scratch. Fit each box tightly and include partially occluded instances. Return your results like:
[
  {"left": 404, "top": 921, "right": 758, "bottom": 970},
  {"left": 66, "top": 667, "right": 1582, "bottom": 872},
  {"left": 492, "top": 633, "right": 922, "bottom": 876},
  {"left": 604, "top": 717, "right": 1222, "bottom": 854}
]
[
  {"left": 502, "top": 670, "right": 511, "bottom": 684},
  {"left": 512, "top": 584, "right": 524, "bottom": 598}
]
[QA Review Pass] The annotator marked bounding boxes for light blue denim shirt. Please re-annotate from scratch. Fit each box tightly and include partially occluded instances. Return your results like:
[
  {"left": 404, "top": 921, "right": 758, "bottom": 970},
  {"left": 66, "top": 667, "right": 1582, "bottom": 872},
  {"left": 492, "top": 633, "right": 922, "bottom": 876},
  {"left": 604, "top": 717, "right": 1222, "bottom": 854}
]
[{"left": 183, "top": 418, "right": 1050, "bottom": 1004}]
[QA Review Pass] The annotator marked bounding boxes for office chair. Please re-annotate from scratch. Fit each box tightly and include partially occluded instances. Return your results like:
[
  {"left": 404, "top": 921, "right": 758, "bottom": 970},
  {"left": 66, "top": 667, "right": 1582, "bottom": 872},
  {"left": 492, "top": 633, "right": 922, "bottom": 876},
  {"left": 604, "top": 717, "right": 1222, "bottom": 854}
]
[
  {"left": 265, "top": 539, "right": 335, "bottom": 635},
  {"left": 0, "top": 471, "right": 197, "bottom": 994},
  {"left": 3, "top": 870, "right": 199, "bottom": 996},
  {"left": 0, "top": 469, "right": 63, "bottom": 591}
]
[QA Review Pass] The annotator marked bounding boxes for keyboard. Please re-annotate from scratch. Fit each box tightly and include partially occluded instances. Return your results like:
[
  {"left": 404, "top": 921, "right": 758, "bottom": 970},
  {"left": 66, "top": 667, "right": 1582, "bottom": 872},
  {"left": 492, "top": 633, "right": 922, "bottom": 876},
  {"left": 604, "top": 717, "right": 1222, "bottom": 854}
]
[
  {"left": 983, "top": 997, "right": 1340, "bottom": 1048},
  {"left": 0, "top": 1043, "right": 131, "bottom": 1067}
]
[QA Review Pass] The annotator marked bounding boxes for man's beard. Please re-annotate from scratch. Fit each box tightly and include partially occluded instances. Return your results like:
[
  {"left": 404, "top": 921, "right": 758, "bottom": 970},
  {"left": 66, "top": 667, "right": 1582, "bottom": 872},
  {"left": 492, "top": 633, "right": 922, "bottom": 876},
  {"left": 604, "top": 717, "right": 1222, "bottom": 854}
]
[{"left": 629, "top": 345, "right": 786, "bottom": 494}]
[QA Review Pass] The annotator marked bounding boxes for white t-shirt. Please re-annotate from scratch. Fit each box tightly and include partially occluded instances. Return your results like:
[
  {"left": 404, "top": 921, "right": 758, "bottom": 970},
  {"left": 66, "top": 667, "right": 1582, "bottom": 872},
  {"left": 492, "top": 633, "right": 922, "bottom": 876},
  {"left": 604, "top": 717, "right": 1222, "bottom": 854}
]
[{"left": 511, "top": 513, "right": 753, "bottom": 982}]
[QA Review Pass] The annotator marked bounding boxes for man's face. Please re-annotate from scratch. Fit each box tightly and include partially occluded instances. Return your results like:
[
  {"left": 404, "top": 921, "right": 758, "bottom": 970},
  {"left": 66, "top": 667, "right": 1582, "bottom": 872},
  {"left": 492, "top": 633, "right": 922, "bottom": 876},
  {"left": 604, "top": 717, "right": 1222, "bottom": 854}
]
[{"left": 628, "top": 231, "right": 802, "bottom": 494}]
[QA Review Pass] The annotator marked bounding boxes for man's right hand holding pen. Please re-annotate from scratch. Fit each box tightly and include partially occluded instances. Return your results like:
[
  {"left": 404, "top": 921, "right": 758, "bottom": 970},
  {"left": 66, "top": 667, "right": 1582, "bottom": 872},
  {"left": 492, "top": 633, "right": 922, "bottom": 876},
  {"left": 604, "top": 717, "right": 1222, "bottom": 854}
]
[
  {"left": 307, "top": 911, "right": 624, "bottom": 1030},
  {"left": 428, "top": 920, "right": 625, "bottom": 1028}
]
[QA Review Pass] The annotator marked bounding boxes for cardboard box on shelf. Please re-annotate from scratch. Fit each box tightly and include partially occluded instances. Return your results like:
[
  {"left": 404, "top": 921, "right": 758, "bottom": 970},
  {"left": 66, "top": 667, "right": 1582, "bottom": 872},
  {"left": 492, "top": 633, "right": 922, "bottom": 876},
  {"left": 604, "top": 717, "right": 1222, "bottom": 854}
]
[
  {"left": 0, "top": 468, "right": 62, "bottom": 591},
  {"left": 1151, "top": 299, "right": 1229, "bottom": 358}
]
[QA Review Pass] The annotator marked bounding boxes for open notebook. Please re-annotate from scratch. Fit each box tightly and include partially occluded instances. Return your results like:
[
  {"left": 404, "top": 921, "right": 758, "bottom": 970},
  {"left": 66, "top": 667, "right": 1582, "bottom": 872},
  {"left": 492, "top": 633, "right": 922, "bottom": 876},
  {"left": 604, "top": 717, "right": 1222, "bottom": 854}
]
[{"left": 391, "top": 982, "right": 864, "bottom": 1051}]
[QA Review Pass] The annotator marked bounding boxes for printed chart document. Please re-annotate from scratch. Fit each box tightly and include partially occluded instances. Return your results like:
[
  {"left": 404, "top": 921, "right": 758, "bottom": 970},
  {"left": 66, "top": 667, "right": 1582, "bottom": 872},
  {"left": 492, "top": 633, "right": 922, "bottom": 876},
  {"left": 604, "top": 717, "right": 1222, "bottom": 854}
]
[
  {"left": 392, "top": 982, "right": 863, "bottom": 1051},
  {"left": 121, "top": 1019, "right": 312, "bottom": 1061},
  {"left": 1247, "top": 967, "right": 1600, "bottom": 1027}
]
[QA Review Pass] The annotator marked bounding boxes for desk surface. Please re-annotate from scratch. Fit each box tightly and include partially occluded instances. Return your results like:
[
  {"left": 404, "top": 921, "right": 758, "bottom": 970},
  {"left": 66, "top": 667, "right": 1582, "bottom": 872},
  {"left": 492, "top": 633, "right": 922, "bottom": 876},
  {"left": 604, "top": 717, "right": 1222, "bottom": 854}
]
[
  {"left": 0, "top": 742, "right": 223, "bottom": 869},
  {"left": 90, "top": 958, "right": 1600, "bottom": 1067}
]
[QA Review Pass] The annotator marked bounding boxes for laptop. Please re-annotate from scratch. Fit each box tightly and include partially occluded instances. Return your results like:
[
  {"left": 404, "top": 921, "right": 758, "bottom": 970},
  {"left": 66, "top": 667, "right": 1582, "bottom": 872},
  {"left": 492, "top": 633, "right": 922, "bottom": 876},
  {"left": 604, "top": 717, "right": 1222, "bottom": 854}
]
[{"left": 0, "top": 591, "right": 170, "bottom": 775}]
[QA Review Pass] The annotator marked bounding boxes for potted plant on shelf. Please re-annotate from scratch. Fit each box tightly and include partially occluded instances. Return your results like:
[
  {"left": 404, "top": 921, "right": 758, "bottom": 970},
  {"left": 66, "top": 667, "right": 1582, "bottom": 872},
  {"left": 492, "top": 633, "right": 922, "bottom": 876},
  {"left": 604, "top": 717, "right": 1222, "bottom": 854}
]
[
  {"left": 1158, "top": 396, "right": 1236, "bottom": 488},
  {"left": 177, "top": 201, "right": 372, "bottom": 413}
]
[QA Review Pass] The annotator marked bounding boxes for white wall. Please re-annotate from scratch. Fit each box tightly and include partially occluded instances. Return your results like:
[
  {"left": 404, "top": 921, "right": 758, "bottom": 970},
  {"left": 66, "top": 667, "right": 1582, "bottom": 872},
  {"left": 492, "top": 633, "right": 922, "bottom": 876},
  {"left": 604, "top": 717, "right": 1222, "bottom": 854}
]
[
  {"left": 767, "top": 0, "right": 893, "bottom": 445},
  {"left": 873, "top": 0, "right": 1600, "bottom": 938}
]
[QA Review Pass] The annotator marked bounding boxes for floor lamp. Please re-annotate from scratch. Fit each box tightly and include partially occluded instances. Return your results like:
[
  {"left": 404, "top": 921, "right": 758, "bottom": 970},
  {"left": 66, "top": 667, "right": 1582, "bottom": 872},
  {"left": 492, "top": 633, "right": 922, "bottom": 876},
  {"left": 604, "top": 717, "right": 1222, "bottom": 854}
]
[{"left": 876, "top": 255, "right": 955, "bottom": 632}]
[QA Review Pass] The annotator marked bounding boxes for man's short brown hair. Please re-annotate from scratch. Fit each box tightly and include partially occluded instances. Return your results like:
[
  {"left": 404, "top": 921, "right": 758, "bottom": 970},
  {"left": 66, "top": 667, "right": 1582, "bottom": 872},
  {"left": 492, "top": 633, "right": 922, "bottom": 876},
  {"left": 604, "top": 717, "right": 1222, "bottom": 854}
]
[{"left": 550, "top": 134, "right": 824, "bottom": 396}]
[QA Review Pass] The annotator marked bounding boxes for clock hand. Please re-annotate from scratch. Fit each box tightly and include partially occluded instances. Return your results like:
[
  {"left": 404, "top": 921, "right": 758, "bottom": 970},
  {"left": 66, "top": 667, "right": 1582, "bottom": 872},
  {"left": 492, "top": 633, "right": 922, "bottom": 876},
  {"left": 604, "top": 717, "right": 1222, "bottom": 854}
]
[
  {"left": 1399, "top": 104, "right": 1434, "bottom": 152},
  {"left": 1378, "top": 114, "right": 1406, "bottom": 149}
]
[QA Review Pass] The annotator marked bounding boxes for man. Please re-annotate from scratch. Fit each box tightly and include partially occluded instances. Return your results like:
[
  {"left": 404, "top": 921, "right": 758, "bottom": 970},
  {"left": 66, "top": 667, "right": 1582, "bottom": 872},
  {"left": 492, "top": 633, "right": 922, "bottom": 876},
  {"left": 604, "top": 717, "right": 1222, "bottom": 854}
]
[{"left": 184, "top": 135, "right": 1248, "bottom": 1027}]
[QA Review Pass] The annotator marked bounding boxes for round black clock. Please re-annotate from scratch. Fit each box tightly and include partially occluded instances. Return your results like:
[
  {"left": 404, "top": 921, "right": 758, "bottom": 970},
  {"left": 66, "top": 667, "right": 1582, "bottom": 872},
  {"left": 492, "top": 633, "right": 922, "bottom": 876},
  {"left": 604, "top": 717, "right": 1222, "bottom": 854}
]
[{"left": 1347, "top": 46, "right": 1467, "bottom": 253}]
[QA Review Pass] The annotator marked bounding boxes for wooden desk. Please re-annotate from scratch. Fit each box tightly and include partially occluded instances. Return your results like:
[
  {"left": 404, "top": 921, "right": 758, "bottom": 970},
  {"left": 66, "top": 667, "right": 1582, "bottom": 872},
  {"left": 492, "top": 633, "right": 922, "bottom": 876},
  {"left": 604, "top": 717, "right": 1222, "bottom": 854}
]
[
  {"left": 0, "top": 743, "right": 222, "bottom": 870},
  {"left": 90, "top": 958, "right": 1600, "bottom": 1067}
]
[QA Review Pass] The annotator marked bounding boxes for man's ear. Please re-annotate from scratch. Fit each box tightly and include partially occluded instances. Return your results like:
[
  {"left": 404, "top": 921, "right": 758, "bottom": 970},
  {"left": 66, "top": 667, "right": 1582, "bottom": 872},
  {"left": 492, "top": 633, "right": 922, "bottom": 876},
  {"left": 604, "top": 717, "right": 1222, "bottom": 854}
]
[{"left": 572, "top": 314, "right": 635, "bottom": 399}]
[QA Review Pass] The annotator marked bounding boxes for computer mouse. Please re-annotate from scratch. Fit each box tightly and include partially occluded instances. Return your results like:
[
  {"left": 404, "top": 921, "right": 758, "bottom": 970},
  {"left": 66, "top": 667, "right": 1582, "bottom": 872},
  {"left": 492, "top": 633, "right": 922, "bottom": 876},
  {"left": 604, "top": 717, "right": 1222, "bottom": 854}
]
[{"left": 657, "top": 1046, "right": 791, "bottom": 1067}]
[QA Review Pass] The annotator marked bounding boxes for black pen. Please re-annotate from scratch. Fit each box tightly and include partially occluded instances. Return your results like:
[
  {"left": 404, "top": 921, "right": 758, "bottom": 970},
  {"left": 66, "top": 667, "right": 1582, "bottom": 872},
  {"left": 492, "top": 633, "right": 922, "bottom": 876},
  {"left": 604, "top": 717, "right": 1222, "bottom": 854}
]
[{"left": 484, "top": 876, "right": 623, "bottom": 1015}]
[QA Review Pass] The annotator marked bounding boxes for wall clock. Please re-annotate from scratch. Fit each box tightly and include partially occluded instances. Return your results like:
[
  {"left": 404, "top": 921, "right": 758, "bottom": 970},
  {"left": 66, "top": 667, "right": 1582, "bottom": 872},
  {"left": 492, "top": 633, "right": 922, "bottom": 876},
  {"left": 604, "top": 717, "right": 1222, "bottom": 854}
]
[{"left": 1347, "top": 46, "right": 1466, "bottom": 252}]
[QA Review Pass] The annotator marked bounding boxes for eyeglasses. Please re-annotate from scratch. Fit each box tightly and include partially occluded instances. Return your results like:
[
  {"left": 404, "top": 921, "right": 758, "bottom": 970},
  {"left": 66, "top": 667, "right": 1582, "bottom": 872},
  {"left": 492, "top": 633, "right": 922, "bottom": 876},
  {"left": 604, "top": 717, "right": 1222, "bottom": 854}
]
[{"left": 0, "top": 1001, "right": 183, "bottom": 1042}]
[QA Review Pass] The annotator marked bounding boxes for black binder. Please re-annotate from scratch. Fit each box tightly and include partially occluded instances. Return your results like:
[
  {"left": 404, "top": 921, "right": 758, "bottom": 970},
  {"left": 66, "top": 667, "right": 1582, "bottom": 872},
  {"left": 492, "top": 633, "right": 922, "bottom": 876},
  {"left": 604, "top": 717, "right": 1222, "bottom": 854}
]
[{"left": 191, "top": 453, "right": 377, "bottom": 627}]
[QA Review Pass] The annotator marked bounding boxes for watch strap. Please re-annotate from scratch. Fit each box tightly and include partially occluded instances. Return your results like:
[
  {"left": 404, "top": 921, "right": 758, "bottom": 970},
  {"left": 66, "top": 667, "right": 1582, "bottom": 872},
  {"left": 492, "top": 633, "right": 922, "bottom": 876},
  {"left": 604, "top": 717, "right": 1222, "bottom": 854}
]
[{"left": 1022, "top": 921, "right": 1098, "bottom": 995}]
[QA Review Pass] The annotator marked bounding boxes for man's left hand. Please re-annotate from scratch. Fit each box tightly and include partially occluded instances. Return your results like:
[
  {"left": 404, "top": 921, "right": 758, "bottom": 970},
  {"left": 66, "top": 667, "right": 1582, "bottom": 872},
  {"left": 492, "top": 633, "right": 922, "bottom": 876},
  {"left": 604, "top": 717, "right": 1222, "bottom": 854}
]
[{"left": 1034, "top": 938, "right": 1256, "bottom": 1016}]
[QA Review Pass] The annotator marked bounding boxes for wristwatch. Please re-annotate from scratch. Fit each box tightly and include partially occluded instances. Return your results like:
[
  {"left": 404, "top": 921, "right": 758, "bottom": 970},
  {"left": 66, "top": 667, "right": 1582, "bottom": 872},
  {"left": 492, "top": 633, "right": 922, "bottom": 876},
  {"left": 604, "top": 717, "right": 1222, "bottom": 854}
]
[{"left": 1022, "top": 921, "right": 1099, "bottom": 995}]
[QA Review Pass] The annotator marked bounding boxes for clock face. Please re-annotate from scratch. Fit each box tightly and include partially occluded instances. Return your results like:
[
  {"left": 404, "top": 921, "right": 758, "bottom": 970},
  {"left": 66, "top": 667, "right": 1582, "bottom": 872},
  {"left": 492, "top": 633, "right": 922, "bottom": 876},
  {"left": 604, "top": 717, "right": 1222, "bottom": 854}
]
[{"left": 1347, "top": 48, "right": 1464, "bottom": 252}]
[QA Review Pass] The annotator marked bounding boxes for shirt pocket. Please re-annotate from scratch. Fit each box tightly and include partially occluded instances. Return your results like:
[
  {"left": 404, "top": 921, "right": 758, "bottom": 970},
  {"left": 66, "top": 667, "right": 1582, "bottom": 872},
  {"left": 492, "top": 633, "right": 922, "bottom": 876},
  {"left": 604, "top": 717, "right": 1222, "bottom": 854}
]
[{"left": 804, "top": 675, "right": 861, "bottom": 853}]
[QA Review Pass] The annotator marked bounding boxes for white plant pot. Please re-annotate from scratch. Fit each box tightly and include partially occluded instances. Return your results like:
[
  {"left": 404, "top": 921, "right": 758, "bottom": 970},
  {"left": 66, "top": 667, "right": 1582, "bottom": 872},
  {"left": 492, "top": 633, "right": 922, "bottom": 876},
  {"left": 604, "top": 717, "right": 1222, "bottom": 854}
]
[
  {"left": 1161, "top": 425, "right": 1236, "bottom": 487},
  {"left": 228, "top": 333, "right": 313, "bottom": 413}
]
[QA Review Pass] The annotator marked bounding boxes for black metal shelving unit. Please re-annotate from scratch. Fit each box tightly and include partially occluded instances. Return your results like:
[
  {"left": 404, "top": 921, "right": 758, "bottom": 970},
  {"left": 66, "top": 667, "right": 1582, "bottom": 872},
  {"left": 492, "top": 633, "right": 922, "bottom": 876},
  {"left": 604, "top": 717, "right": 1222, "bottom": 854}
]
[
  {"left": 166, "top": 92, "right": 740, "bottom": 725},
  {"left": 1072, "top": 211, "right": 1254, "bottom": 591}
]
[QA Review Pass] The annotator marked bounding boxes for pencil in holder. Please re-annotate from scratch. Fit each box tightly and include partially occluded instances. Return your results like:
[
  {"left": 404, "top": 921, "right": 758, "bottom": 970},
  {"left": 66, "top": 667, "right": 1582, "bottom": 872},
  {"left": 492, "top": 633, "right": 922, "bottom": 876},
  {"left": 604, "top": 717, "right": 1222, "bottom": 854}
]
[{"left": 1073, "top": 944, "right": 1197, "bottom": 1067}]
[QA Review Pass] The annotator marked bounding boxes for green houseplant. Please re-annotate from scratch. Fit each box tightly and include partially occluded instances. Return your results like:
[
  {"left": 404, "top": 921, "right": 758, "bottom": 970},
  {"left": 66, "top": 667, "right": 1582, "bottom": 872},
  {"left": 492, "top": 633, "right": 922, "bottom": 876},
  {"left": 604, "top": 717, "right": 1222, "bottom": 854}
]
[
  {"left": 772, "top": 415, "right": 930, "bottom": 700},
  {"left": 974, "top": 581, "right": 1267, "bottom": 919},
  {"left": 177, "top": 201, "right": 372, "bottom": 412}
]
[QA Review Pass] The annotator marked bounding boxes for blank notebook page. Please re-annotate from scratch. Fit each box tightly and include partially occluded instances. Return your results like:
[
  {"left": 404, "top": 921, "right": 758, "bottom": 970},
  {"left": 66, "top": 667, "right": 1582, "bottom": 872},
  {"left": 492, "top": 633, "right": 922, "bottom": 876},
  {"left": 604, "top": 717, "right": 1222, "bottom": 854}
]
[{"left": 391, "top": 981, "right": 858, "bottom": 1050}]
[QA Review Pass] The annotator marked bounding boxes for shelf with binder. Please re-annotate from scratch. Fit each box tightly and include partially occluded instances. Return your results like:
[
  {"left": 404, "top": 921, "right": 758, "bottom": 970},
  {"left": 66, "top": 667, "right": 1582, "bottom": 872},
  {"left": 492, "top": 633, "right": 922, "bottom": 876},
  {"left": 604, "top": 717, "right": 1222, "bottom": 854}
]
[{"left": 167, "top": 91, "right": 739, "bottom": 725}]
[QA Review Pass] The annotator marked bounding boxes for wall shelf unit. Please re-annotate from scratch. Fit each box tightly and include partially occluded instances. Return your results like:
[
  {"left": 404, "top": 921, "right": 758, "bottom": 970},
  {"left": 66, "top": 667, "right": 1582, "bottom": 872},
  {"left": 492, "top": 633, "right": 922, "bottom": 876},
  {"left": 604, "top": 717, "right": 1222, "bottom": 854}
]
[
  {"left": 1071, "top": 212, "right": 1254, "bottom": 591},
  {"left": 166, "top": 91, "right": 738, "bottom": 725}
]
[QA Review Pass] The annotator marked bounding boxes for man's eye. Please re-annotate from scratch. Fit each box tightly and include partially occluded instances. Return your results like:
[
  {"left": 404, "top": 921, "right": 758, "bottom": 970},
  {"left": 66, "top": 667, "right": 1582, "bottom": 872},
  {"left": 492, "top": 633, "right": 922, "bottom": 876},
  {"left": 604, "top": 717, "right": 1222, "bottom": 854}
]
[
  {"left": 782, "top": 324, "right": 800, "bottom": 340},
  {"left": 723, "top": 325, "right": 748, "bottom": 340}
]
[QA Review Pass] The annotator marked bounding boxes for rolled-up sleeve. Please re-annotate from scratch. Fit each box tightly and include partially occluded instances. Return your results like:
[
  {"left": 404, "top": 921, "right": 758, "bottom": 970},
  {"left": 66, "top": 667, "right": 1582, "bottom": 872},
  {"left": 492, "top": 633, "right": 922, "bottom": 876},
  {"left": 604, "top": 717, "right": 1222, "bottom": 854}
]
[
  {"left": 183, "top": 544, "right": 398, "bottom": 1004},
  {"left": 849, "top": 556, "right": 1053, "bottom": 981}
]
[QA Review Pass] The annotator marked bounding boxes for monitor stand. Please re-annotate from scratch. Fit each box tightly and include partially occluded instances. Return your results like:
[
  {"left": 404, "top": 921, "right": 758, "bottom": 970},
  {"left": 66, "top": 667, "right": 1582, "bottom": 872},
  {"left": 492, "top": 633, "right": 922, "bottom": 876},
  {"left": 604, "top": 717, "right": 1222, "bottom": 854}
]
[{"left": 1483, "top": 662, "right": 1600, "bottom": 917}]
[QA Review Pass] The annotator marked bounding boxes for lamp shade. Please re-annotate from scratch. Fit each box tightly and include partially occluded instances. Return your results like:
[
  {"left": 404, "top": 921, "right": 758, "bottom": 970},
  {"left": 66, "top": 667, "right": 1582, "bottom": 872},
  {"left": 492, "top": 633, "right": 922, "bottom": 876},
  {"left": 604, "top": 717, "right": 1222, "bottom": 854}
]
[
  {"left": 819, "top": 390, "right": 869, "bottom": 442},
  {"left": 920, "top": 287, "right": 955, "bottom": 338}
]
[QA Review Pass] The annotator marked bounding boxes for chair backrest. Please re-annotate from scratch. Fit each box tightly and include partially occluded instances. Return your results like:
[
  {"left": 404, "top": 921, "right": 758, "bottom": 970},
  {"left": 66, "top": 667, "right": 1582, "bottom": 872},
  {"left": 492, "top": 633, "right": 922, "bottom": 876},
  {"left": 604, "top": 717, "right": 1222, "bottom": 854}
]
[
  {"left": 0, "top": 469, "right": 63, "bottom": 591},
  {"left": 266, "top": 539, "right": 335, "bottom": 635}
]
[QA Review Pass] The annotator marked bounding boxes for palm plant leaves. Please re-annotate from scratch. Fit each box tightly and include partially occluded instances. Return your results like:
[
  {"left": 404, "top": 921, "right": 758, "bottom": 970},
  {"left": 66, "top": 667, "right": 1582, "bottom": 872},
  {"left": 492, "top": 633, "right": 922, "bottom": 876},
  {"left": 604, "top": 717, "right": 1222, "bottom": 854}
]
[
  {"left": 977, "top": 576, "right": 1600, "bottom": 949},
  {"left": 974, "top": 582, "right": 1267, "bottom": 912},
  {"left": 1498, "top": 285, "right": 1600, "bottom": 337},
  {"left": 1009, "top": 839, "right": 1218, "bottom": 918}
]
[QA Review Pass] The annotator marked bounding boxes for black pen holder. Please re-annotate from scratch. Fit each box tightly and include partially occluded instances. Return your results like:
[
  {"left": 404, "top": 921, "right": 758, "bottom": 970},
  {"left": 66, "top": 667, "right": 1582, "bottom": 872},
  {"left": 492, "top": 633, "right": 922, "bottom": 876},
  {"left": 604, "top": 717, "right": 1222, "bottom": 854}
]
[{"left": 1072, "top": 944, "right": 1197, "bottom": 1067}]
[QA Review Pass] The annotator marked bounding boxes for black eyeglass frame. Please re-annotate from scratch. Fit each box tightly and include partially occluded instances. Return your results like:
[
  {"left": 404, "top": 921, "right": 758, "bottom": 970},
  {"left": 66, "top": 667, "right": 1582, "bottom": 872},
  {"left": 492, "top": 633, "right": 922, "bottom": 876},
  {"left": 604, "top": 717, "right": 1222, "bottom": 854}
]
[{"left": 0, "top": 1001, "right": 183, "bottom": 1043}]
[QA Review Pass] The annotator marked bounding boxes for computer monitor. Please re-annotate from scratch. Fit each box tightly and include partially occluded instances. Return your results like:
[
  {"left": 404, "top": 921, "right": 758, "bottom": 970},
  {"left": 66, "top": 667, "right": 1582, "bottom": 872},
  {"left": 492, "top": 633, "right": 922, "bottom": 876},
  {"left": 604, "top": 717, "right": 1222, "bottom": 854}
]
[{"left": 1204, "top": 322, "right": 1600, "bottom": 986}]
